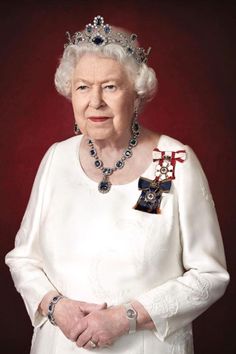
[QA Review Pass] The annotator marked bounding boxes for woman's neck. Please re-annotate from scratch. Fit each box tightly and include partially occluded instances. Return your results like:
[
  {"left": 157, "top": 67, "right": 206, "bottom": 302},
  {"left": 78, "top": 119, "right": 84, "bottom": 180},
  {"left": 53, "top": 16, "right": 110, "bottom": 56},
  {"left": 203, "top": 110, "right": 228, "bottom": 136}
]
[
  {"left": 90, "top": 131, "right": 132, "bottom": 150},
  {"left": 79, "top": 127, "right": 161, "bottom": 185},
  {"left": 83, "top": 128, "right": 141, "bottom": 165}
]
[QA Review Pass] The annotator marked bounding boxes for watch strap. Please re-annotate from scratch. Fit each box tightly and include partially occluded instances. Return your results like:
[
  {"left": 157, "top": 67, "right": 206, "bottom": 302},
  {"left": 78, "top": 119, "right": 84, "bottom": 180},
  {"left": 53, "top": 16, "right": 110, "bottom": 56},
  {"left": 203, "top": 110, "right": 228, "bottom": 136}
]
[{"left": 124, "top": 303, "right": 137, "bottom": 334}]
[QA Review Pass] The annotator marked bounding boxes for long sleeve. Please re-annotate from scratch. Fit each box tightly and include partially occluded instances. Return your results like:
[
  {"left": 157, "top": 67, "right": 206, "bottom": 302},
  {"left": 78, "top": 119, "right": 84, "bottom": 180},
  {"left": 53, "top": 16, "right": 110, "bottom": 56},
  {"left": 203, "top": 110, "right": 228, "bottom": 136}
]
[
  {"left": 5, "top": 144, "right": 59, "bottom": 328},
  {"left": 135, "top": 146, "right": 229, "bottom": 341}
]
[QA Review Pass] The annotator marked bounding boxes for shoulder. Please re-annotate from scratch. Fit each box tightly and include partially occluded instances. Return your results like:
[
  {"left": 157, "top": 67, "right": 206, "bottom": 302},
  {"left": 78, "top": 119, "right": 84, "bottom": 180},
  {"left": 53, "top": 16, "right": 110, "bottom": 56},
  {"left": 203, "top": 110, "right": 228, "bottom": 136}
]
[
  {"left": 158, "top": 134, "right": 200, "bottom": 164},
  {"left": 155, "top": 134, "right": 207, "bottom": 184},
  {"left": 44, "top": 135, "right": 82, "bottom": 159},
  {"left": 142, "top": 130, "right": 201, "bottom": 169},
  {"left": 158, "top": 134, "right": 187, "bottom": 151},
  {"left": 55, "top": 135, "right": 82, "bottom": 151},
  {"left": 37, "top": 135, "right": 82, "bottom": 176}
]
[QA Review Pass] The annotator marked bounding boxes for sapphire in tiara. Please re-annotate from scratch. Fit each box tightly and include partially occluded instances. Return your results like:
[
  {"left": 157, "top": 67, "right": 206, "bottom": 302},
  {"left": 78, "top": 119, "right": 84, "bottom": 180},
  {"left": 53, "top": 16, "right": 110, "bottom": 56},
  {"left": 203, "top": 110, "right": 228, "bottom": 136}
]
[
  {"left": 65, "top": 15, "right": 151, "bottom": 64},
  {"left": 127, "top": 47, "right": 134, "bottom": 55},
  {"left": 92, "top": 35, "right": 105, "bottom": 46},
  {"left": 86, "top": 24, "right": 93, "bottom": 33},
  {"left": 104, "top": 24, "right": 111, "bottom": 34},
  {"left": 131, "top": 33, "right": 137, "bottom": 41},
  {"left": 94, "top": 16, "right": 104, "bottom": 27}
]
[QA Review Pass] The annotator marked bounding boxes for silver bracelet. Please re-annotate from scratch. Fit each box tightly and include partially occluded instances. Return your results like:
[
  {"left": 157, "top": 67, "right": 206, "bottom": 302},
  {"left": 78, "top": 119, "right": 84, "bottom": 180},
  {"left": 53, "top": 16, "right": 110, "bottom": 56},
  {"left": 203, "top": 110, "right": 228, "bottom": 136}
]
[{"left": 47, "top": 295, "right": 64, "bottom": 326}]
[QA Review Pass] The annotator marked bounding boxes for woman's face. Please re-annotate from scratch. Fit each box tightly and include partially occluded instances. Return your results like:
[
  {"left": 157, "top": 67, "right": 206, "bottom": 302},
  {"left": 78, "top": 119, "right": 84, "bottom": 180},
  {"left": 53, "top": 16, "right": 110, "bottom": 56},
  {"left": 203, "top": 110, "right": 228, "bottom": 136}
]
[{"left": 71, "top": 54, "right": 137, "bottom": 142}]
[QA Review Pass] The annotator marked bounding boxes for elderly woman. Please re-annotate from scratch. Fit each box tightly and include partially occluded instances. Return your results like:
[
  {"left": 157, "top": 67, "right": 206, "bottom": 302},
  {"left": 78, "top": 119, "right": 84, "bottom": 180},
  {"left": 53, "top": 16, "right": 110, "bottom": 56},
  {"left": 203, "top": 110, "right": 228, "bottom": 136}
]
[{"left": 6, "top": 15, "right": 229, "bottom": 354}]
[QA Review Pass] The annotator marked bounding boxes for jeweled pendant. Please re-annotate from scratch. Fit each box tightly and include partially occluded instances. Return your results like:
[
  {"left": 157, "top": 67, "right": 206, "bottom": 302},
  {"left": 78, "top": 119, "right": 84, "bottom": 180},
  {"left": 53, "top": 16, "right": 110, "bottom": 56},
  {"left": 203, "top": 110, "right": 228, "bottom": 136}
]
[{"left": 98, "top": 178, "right": 111, "bottom": 193}]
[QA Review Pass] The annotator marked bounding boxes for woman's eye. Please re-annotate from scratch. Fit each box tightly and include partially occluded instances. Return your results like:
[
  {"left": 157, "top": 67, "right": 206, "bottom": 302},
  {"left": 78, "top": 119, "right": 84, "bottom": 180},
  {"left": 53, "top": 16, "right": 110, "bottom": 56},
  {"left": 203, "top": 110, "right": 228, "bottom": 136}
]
[
  {"left": 77, "top": 85, "right": 88, "bottom": 91},
  {"left": 104, "top": 85, "right": 116, "bottom": 91}
]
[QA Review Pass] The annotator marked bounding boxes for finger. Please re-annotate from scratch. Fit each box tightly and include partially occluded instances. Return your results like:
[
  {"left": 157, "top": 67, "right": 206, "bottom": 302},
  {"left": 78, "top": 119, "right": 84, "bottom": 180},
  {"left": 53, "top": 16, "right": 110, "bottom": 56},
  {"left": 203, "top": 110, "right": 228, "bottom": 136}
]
[
  {"left": 83, "top": 338, "right": 99, "bottom": 350},
  {"left": 76, "top": 329, "right": 92, "bottom": 348},
  {"left": 99, "top": 339, "right": 114, "bottom": 348},
  {"left": 80, "top": 302, "right": 107, "bottom": 314},
  {"left": 69, "top": 318, "right": 88, "bottom": 342}
]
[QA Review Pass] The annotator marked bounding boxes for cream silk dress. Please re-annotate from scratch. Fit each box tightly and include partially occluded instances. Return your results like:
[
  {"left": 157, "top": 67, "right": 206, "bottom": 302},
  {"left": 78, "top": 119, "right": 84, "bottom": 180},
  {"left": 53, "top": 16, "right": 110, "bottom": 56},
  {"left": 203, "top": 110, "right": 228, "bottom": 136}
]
[{"left": 5, "top": 134, "right": 229, "bottom": 354}]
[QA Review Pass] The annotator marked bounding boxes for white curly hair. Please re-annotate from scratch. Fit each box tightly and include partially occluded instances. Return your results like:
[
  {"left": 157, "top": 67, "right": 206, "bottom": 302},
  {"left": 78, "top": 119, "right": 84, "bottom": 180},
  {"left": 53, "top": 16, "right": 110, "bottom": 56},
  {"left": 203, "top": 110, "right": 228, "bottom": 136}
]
[{"left": 54, "top": 42, "right": 158, "bottom": 106}]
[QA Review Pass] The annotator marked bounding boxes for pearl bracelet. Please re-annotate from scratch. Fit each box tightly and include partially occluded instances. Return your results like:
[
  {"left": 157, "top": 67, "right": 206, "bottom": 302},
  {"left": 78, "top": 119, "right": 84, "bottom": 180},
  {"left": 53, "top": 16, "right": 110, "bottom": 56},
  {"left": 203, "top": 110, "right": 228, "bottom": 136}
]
[{"left": 47, "top": 295, "right": 64, "bottom": 326}]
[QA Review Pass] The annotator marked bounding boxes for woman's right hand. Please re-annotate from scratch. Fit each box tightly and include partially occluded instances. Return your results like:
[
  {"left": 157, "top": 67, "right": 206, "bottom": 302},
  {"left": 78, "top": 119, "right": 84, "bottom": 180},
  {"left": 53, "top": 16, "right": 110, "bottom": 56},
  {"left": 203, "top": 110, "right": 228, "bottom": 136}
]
[{"left": 39, "top": 291, "right": 107, "bottom": 341}]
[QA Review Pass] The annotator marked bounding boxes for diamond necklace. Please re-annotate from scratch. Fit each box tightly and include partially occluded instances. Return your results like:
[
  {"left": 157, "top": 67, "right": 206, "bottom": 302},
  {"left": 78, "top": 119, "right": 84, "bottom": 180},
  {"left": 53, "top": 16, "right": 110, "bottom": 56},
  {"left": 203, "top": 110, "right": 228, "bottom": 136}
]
[{"left": 88, "top": 122, "right": 140, "bottom": 193}]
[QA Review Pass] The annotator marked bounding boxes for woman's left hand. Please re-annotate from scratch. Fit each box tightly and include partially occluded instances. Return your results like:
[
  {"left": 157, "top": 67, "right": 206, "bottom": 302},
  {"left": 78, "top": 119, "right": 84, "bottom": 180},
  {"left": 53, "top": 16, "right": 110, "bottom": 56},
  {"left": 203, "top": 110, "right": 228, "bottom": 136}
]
[{"left": 75, "top": 305, "right": 129, "bottom": 349}]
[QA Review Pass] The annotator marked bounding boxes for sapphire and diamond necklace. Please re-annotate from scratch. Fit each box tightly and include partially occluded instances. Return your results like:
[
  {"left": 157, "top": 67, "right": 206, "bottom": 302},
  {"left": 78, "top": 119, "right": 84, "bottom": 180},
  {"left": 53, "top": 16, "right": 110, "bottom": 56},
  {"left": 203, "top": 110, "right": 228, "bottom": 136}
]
[{"left": 88, "top": 122, "right": 140, "bottom": 193}]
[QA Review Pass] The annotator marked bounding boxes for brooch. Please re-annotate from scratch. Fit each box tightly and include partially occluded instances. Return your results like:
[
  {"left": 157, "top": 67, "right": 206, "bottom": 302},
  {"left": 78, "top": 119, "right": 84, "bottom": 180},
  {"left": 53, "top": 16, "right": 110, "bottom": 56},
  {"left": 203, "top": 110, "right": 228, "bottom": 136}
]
[
  {"left": 134, "top": 177, "right": 172, "bottom": 214},
  {"left": 153, "top": 148, "right": 186, "bottom": 181},
  {"left": 134, "top": 148, "right": 186, "bottom": 214}
]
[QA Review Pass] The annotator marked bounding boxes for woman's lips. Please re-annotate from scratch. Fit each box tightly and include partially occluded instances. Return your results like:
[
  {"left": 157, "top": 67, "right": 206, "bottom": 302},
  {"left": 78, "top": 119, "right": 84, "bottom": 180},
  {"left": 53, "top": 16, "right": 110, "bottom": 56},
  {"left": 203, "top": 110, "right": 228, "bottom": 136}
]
[{"left": 88, "top": 117, "right": 110, "bottom": 122}]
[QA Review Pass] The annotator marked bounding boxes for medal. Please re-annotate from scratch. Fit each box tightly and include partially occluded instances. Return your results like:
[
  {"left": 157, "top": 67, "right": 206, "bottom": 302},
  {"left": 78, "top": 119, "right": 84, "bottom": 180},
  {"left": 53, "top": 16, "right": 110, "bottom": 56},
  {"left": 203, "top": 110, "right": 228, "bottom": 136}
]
[
  {"left": 134, "top": 148, "right": 186, "bottom": 214},
  {"left": 134, "top": 177, "right": 172, "bottom": 214}
]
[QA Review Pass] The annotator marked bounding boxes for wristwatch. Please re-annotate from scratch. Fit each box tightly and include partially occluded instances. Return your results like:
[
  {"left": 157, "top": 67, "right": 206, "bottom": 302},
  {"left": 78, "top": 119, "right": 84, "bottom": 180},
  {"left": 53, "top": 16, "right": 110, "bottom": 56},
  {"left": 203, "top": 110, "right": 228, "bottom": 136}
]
[{"left": 124, "top": 303, "right": 138, "bottom": 334}]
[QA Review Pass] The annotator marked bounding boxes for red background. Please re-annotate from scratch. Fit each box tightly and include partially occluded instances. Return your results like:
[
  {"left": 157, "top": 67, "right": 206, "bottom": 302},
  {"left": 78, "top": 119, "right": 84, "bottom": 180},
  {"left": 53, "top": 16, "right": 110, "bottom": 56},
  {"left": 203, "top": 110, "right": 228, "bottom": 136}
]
[{"left": 1, "top": 1, "right": 235, "bottom": 353}]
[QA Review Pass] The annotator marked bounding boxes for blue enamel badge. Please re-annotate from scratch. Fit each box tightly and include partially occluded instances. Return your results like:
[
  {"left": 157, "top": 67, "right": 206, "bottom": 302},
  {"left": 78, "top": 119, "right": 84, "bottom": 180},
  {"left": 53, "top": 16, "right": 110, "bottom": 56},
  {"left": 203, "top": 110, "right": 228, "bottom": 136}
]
[{"left": 134, "top": 177, "right": 172, "bottom": 214}]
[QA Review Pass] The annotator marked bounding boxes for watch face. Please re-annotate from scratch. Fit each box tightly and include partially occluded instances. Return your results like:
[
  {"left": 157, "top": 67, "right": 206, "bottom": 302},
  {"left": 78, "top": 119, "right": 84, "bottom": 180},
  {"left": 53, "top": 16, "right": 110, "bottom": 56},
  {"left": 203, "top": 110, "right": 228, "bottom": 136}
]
[{"left": 127, "top": 308, "right": 136, "bottom": 319}]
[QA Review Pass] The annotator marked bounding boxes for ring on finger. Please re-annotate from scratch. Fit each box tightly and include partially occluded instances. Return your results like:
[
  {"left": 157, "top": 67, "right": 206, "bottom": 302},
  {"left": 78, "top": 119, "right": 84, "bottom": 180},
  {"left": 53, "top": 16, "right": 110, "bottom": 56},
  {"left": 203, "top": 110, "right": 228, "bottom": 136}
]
[{"left": 89, "top": 339, "right": 97, "bottom": 348}]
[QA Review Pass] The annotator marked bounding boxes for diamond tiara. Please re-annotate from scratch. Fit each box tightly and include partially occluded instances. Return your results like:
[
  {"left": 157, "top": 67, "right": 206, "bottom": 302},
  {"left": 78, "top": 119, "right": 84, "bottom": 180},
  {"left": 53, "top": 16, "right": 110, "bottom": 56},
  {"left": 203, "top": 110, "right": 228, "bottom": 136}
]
[{"left": 64, "top": 15, "right": 151, "bottom": 64}]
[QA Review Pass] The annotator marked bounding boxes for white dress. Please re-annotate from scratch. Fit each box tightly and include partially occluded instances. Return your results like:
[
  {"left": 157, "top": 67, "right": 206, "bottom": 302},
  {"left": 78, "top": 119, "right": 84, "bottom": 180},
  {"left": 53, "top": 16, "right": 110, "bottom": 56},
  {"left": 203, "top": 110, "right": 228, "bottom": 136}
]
[{"left": 5, "top": 134, "right": 229, "bottom": 354}]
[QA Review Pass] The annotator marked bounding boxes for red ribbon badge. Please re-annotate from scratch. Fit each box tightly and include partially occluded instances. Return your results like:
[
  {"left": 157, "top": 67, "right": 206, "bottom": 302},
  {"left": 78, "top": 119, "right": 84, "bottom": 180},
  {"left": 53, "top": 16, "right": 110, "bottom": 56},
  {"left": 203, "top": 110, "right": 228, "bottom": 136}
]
[{"left": 153, "top": 148, "right": 186, "bottom": 181}]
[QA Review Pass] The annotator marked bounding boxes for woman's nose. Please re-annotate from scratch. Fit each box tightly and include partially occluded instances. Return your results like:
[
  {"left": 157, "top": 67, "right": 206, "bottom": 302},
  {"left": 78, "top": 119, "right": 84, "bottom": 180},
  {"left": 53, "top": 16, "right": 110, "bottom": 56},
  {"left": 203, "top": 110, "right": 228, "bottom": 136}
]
[{"left": 89, "top": 87, "right": 105, "bottom": 109}]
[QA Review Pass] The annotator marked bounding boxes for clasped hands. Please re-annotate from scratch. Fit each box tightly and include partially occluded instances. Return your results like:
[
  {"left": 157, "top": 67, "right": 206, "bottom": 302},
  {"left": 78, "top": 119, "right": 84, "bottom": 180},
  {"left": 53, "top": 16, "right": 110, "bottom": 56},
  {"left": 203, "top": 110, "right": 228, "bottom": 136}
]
[
  {"left": 40, "top": 291, "right": 153, "bottom": 349},
  {"left": 51, "top": 297, "right": 130, "bottom": 349}
]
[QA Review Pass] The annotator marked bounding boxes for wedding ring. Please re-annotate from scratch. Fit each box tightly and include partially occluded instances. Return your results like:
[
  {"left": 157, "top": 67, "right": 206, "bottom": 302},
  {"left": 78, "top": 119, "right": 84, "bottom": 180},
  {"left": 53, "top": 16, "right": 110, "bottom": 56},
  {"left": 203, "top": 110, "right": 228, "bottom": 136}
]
[{"left": 89, "top": 340, "right": 97, "bottom": 348}]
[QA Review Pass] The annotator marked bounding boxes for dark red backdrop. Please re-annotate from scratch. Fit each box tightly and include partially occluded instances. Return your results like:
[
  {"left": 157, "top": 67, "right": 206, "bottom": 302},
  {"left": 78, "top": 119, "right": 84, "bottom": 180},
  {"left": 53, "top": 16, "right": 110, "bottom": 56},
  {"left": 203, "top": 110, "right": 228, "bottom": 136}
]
[{"left": 1, "top": 1, "right": 235, "bottom": 353}]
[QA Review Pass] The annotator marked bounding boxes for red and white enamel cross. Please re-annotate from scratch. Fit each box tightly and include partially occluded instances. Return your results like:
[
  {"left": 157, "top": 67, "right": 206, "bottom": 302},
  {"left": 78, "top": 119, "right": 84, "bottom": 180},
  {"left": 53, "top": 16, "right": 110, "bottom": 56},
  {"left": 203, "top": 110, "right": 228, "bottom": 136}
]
[{"left": 152, "top": 148, "right": 186, "bottom": 181}]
